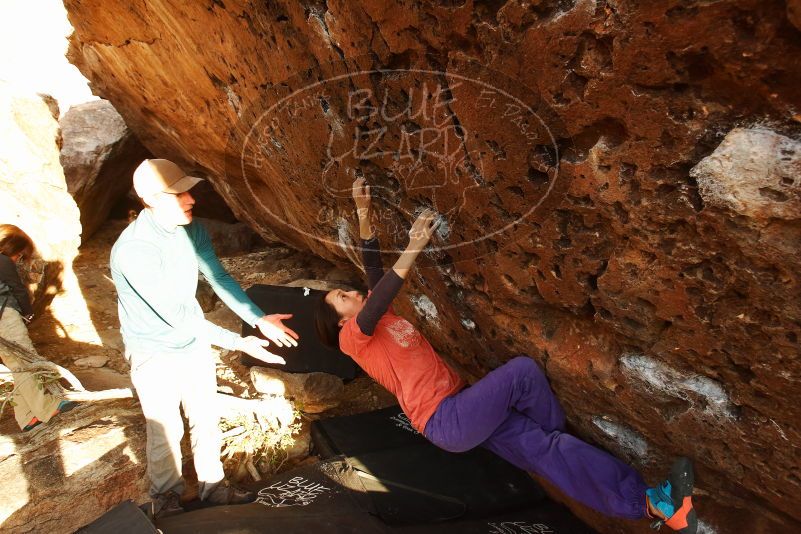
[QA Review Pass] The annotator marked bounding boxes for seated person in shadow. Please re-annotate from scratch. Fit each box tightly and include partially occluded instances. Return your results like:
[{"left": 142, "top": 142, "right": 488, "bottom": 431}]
[{"left": 314, "top": 178, "right": 697, "bottom": 534}]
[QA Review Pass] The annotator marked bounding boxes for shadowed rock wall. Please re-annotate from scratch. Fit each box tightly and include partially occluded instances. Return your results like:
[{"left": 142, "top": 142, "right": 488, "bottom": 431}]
[
  {"left": 64, "top": 1, "right": 801, "bottom": 532},
  {"left": 60, "top": 99, "right": 150, "bottom": 240}
]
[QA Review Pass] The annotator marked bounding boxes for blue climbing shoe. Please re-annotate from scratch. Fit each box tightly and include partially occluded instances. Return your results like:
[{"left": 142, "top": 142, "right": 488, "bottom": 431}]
[
  {"left": 56, "top": 400, "right": 78, "bottom": 413},
  {"left": 646, "top": 457, "right": 697, "bottom": 533}
]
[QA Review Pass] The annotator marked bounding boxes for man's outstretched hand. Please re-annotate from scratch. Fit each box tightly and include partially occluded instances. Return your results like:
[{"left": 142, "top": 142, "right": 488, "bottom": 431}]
[
  {"left": 255, "top": 314, "right": 299, "bottom": 347},
  {"left": 236, "top": 336, "right": 286, "bottom": 365}
]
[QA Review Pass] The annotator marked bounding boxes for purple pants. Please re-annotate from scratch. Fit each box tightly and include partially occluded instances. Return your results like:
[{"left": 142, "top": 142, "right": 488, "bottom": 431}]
[{"left": 424, "top": 356, "right": 648, "bottom": 520}]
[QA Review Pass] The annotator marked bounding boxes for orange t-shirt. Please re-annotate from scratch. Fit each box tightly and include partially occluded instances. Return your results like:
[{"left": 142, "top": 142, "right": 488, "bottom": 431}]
[{"left": 339, "top": 308, "right": 465, "bottom": 433}]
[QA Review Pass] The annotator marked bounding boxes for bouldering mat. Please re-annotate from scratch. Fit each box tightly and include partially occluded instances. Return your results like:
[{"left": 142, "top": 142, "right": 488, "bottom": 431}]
[
  {"left": 241, "top": 284, "right": 358, "bottom": 379},
  {"left": 158, "top": 460, "right": 382, "bottom": 534},
  {"left": 343, "top": 443, "right": 544, "bottom": 524},
  {"left": 77, "top": 500, "right": 158, "bottom": 534},
  {"left": 312, "top": 406, "right": 545, "bottom": 524},
  {"left": 156, "top": 460, "right": 595, "bottom": 533},
  {"left": 311, "top": 405, "right": 427, "bottom": 458},
  {"left": 402, "top": 504, "right": 596, "bottom": 533}
]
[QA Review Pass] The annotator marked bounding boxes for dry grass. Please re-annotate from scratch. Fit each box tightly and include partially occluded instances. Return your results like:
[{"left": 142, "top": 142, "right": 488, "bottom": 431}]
[{"left": 219, "top": 395, "right": 302, "bottom": 482}]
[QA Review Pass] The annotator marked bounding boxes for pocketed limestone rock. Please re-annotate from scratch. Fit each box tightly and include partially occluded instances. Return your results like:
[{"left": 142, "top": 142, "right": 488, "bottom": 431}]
[
  {"left": 63, "top": 2, "right": 801, "bottom": 531},
  {"left": 691, "top": 128, "right": 801, "bottom": 220},
  {"left": 250, "top": 366, "right": 344, "bottom": 413}
]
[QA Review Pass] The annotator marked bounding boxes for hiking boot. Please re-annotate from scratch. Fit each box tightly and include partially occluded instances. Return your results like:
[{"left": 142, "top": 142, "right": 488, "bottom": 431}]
[
  {"left": 646, "top": 457, "right": 697, "bottom": 533},
  {"left": 204, "top": 480, "right": 256, "bottom": 505},
  {"left": 146, "top": 490, "right": 184, "bottom": 520}
]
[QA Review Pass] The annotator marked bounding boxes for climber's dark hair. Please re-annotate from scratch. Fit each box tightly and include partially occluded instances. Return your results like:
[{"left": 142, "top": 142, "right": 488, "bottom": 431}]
[
  {"left": 0, "top": 224, "right": 35, "bottom": 261},
  {"left": 315, "top": 292, "right": 342, "bottom": 349}
]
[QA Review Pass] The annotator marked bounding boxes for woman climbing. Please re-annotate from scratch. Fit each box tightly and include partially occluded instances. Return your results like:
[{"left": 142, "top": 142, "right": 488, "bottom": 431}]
[
  {"left": 0, "top": 224, "right": 76, "bottom": 431},
  {"left": 315, "top": 178, "right": 697, "bottom": 533}
]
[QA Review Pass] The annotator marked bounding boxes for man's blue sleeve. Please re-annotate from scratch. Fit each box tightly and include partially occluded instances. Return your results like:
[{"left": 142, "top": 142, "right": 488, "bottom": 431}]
[
  {"left": 114, "top": 240, "right": 241, "bottom": 350},
  {"left": 191, "top": 222, "right": 264, "bottom": 327}
]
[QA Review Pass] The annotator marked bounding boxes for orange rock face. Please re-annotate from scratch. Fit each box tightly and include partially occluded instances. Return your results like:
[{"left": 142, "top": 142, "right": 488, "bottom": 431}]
[{"left": 64, "top": 1, "right": 801, "bottom": 532}]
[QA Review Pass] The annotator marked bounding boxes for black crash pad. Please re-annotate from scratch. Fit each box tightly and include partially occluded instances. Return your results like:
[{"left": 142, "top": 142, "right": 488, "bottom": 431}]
[
  {"left": 402, "top": 504, "right": 596, "bottom": 533},
  {"left": 310, "top": 407, "right": 595, "bottom": 530},
  {"left": 311, "top": 406, "right": 544, "bottom": 525},
  {"left": 158, "top": 460, "right": 380, "bottom": 534},
  {"left": 311, "top": 405, "right": 427, "bottom": 458},
  {"left": 77, "top": 500, "right": 158, "bottom": 534},
  {"left": 345, "top": 444, "right": 544, "bottom": 524},
  {"left": 241, "top": 284, "right": 358, "bottom": 379},
  {"left": 157, "top": 460, "right": 595, "bottom": 534}
]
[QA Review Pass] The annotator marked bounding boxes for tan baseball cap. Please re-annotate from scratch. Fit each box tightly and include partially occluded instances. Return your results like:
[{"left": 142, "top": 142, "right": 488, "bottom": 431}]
[{"left": 133, "top": 159, "right": 204, "bottom": 199}]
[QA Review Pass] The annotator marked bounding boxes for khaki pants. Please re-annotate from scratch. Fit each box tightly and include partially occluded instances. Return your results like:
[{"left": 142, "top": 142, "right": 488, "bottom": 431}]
[
  {"left": 128, "top": 347, "right": 225, "bottom": 499},
  {"left": 0, "top": 308, "right": 62, "bottom": 429}
]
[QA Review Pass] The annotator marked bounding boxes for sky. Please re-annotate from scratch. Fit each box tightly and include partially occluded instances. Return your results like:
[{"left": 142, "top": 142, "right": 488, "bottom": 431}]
[{"left": 0, "top": 0, "right": 97, "bottom": 116}]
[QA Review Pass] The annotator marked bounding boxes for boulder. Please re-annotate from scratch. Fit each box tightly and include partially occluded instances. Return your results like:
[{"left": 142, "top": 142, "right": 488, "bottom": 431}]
[
  {"left": 250, "top": 366, "right": 344, "bottom": 413},
  {"left": 0, "top": 84, "right": 81, "bottom": 313},
  {"left": 283, "top": 421, "right": 311, "bottom": 463},
  {"left": 64, "top": 2, "right": 801, "bottom": 531},
  {"left": 0, "top": 399, "right": 148, "bottom": 533},
  {"left": 196, "top": 278, "right": 218, "bottom": 313},
  {"left": 196, "top": 217, "right": 255, "bottom": 257},
  {"left": 186, "top": 180, "right": 239, "bottom": 224},
  {"left": 108, "top": 180, "right": 242, "bottom": 226},
  {"left": 60, "top": 99, "right": 150, "bottom": 240}
]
